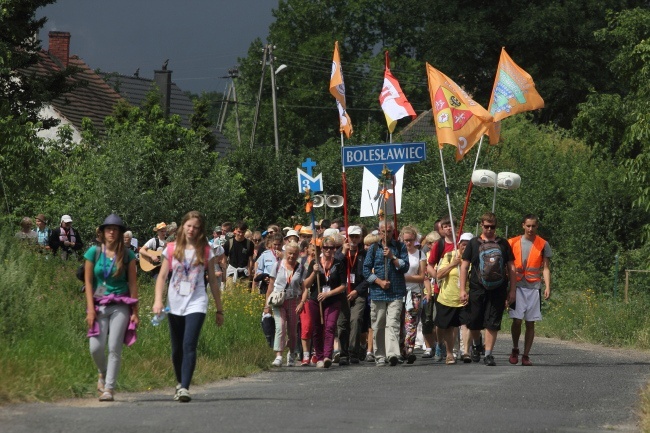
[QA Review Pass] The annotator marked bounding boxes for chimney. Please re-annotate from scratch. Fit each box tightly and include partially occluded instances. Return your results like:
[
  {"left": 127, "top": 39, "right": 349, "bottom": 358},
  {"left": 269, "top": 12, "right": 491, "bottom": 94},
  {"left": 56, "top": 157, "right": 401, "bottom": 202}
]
[
  {"left": 154, "top": 69, "right": 172, "bottom": 118},
  {"left": 48, "top": 31, "right": 71, "bottom": 67}
]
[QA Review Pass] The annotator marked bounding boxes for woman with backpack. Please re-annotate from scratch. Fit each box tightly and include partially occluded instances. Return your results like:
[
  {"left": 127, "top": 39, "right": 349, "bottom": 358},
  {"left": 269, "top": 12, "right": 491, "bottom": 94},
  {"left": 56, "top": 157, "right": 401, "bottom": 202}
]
[
  {"left": 83, "top": 214, "right": 138, "bottom": 402},
  {"left": 152, "top": 211, "right": 224, "bottom": 403},
  {"left": 401, "top": 226, "right": 427, "bottom": 364}
]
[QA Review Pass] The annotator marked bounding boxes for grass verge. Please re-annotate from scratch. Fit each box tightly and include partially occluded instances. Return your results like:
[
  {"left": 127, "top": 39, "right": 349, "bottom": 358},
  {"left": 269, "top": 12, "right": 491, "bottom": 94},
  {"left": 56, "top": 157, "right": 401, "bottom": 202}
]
[{"left": 0, "top": 237, "right": 272, "bottom": 404}]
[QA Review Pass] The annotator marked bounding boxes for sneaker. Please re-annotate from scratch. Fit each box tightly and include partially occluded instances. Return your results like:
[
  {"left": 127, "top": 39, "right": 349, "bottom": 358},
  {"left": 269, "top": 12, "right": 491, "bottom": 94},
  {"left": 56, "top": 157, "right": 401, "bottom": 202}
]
[
  {"left": 177, "top": 387, "right": 191, "bottom": 402},
  {"left": 365, "top": 353, "right": 375, "bottom": 363},
  {"left": 332, "top": 351, "right": 340, "bottom": 363},
  {"left": 521, "top": 355, "right": 533, "bottom": 366},
  {"left": 471, "top": 346, "right": 481, "bottom": 363},
  {"left": 422, "top": 350, "right": 432, "bottom": 358},
  {"left": 406, "top": 350, "right": 416, "bottom": 364},
  {"left": 173, "top": 383, "right": 182, "bottom": 401},
  {"left": 310, "top": 355, "right": 318, "bottom": 366},
  {"left": 316, "top": 360, "right": 325, "bottom": 368},
  {"left": 375, "top": 357, "right": 387, "bottom": 366},
  {"left": 484, "top": 354, "right": 496, "bottom": 366},
  {"left": 350, "top": 357, "right": 360, "bottom": 364},
  {"left": 324, "top": 358, "right": 332, "bottom": 368},
  {"left": 286, "top": 353, "right": 295, "bottom": 367},
  {"left": 272, "top": 356, "right": 282, "bottom": 367},
  {"left": 433, "top": 346, "right": 442, "bottom": 362},
  {"left": 388, "top": 355, "right": 399, "bottom": 366},
  {"left": 98, "top": 390, "right": 114, "bottom": 402},
  {"left": 301, "top": 357, "right": 310, "bottom": 366},
  {"left": 509, "top": 348, "right": 520, "bottom": 365},
  {"left": 339, "top": 357, "right": 349, "bottom": 366}
]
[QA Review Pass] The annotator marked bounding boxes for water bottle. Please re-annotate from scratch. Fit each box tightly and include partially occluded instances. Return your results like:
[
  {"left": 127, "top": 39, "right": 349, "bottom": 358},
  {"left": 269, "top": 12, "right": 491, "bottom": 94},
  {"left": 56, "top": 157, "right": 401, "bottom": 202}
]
[{"left": 151, "top": 307, "right": 170, "bottom": 326}]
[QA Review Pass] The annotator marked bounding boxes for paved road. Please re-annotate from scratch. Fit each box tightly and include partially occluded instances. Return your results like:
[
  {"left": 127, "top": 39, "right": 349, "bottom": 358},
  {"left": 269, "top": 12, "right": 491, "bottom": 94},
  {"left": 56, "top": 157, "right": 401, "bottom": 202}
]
[{"left": 1, "top": 336, "right": 648, "bottom": 433}]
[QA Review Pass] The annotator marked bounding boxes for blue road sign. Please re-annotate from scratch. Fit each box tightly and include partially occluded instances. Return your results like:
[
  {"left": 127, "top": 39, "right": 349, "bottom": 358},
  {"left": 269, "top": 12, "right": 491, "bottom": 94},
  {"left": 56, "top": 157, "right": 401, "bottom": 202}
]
[
  {"left": 341, "top": 142, "right": 426, "bottom": 168},
  {"left": 297, "top": 167, "right": 323, "bottom": 193}
]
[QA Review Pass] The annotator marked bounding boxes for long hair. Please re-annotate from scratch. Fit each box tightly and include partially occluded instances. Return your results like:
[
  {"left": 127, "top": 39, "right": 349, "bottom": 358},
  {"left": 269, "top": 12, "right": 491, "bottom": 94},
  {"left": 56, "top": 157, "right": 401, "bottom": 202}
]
[
  {"left": 173, "top": 211, "right": 209, "bottom": 266},
  {"left": 98, "top": 227, "right": 126, "bottom": 277}
]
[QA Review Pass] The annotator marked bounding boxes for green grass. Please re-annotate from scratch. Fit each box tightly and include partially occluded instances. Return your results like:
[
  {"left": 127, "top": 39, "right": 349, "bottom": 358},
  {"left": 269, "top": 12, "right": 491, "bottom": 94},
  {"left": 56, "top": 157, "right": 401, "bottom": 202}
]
[{"left": 0, "top": 236, "right": 272, "bottom": 403}]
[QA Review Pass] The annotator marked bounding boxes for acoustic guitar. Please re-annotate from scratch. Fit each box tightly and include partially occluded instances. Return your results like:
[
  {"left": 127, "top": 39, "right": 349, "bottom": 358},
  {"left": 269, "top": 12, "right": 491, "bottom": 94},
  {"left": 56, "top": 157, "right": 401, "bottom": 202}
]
[{"left": 139, "top": 250, "right": 163, "bottom": 272}]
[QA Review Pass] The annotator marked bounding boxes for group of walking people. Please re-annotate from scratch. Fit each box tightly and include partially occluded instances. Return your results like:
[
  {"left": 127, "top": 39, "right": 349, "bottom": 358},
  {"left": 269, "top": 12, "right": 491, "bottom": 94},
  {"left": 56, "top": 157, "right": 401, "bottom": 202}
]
[
  {"left": 15, "top": 208, "right": 551, "bottom": 403},
  {"left": 261, "top": 212, "right": 552, "bottom": 375}
]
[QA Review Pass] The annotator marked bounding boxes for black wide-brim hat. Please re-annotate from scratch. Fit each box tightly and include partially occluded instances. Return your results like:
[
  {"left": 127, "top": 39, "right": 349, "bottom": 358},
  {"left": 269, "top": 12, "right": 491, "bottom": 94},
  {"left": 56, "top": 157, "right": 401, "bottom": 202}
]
[{"left": 99, "top": 213, "right": 127, "bottom": 232}]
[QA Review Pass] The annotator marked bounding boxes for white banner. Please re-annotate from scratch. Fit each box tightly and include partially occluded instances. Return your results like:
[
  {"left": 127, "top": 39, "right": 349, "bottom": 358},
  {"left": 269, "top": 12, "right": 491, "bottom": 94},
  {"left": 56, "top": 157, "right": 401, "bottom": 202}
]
[{"left": 360, "top": 166, "right": 404, "bottom": 217}]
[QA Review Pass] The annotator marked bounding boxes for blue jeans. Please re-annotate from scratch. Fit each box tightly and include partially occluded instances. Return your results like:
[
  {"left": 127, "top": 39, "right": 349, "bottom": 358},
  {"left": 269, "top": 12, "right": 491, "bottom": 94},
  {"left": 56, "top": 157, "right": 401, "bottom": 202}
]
[{"left": 168, "top": 312, "right": 206, "bottom": 389}]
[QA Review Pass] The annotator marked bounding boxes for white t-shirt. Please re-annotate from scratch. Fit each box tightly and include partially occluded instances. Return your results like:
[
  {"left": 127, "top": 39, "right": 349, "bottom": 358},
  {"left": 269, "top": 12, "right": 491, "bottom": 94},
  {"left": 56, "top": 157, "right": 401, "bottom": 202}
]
[
  {"left": 405, "top": 249, "right": 424, "bottom": 294},
  {"left": 145, "top": 236, "right": 166, "bottom": 251},
  {"left": 163, "top": 246, "right": 215, "bottom": 316}
]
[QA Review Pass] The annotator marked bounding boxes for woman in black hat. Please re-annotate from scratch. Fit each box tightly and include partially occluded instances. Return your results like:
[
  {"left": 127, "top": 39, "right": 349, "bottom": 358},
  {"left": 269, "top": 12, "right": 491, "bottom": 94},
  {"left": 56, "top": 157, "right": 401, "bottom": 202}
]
[{"left": 83, "top": 214, "right": 139, "bottom": 402}]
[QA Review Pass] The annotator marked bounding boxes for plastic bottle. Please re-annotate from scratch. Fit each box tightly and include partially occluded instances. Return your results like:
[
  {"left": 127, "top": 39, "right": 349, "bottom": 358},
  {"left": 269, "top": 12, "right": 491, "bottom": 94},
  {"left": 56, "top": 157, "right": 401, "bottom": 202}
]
[{"left": 151, "top": 307, "right": 170, "bottom": 326}]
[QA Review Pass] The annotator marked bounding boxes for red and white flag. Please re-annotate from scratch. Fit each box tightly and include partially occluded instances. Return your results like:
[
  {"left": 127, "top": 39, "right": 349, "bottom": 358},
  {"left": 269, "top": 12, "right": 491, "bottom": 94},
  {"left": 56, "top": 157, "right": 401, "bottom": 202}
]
[{"left": 379, "top": 51, "right": 416, "bottom": 134}]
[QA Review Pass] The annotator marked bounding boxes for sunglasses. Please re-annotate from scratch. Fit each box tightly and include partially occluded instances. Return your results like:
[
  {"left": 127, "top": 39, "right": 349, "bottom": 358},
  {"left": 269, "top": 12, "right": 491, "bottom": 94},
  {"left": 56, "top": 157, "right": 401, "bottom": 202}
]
[
  {"left": 252, "top": 238, "right": 262, "bottom": 242},
  {"left": 483, "top": 224, "right": 496, "bottom": 230},
  {"left": 322, "top": 246, "right": 337, "bottom": 250}
]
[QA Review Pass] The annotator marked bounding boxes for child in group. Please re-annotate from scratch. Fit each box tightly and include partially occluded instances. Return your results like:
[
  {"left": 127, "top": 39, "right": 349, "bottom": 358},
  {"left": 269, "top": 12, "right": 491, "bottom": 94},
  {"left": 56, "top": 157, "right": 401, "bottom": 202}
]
[{"left": 153, "top": 211, "right": 224, "bottom": 403}]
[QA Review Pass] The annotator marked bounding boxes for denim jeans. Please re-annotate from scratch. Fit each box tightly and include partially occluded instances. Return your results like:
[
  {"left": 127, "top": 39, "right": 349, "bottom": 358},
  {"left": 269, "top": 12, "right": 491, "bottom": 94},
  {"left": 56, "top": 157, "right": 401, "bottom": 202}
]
[{"left": 168, "top": 312, "right": 206, "bottom": 389}]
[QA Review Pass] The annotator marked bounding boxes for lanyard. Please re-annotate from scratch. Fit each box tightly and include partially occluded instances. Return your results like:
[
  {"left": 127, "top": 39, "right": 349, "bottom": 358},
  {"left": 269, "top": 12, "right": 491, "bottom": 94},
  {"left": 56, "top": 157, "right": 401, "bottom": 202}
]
[
  {"left": 320, "top": 258, "right": 332, "bottom": 281},
  {"left": 102, "top": 246, "right": 116, "bottom": 281},
  {"left": 284, "top": 262, "right": 295, "bottom": 286},
  {"left": 182, "top": 250, "right": 196, "bottom": 276},
  {"left": 347, "top": 250, "right": 358, "bottom": 271}
]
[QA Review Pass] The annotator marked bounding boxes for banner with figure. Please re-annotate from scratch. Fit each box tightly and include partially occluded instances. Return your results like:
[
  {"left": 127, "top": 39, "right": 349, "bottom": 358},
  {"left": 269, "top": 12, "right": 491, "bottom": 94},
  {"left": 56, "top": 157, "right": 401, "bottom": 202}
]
[{"left": 360, "top": 166, "right": 404, "bottom": 218}]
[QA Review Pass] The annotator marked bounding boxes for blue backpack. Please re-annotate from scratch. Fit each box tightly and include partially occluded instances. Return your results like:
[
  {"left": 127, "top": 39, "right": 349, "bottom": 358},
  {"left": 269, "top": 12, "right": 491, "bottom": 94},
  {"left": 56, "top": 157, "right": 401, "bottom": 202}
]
[{"left": 477, "top": 238, "right": 505, "bottom": 290}]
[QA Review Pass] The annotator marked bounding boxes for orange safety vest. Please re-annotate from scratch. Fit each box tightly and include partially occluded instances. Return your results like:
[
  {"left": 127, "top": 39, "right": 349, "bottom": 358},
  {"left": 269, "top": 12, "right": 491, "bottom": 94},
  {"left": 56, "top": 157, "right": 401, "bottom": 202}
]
[{"left": 508, "top": 235, "right": 546, "bottom": 283}]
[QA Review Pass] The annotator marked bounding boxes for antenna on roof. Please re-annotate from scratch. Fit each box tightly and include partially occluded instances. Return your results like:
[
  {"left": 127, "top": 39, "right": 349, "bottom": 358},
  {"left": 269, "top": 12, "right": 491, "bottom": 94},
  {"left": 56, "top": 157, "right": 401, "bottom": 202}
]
[
  {"left": 161, "top": 59, "right": 169, "bottom": 70},
  {"left": 133, "top": 68, "right": 140, "bottom": 78}
]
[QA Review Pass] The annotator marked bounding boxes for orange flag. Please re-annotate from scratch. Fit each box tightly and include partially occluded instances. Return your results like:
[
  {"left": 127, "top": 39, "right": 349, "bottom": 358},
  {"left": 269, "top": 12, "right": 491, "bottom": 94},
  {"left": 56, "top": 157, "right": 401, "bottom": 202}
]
[
  {"left": 487, "top": 48, "right": 544, "bottom": 144},
  {"left": 426, "top": 63, "right": 493, "bottom": 161},
  {"left": 330, "top": 41, "right": 353, "bottom": 138}
]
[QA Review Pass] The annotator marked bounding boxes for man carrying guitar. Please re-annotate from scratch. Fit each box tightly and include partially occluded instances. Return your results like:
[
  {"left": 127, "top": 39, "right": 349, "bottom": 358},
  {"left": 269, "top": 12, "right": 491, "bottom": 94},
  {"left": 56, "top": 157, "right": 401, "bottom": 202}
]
[{"left": 139, "top": 222, "right": 167, "bottom": 279}]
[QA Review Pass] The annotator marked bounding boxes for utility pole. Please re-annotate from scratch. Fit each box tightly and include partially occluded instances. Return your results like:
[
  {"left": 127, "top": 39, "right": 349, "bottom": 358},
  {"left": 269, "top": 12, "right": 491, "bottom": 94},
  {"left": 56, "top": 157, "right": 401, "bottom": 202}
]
[
  {"left": 218, "top": 67, "right": 241, "bottom": 146},
  {"left": 250, "top": 45, "right": 268, "bottom": 150},
  {"left": 268, "top": 44, "right": 280, "bottom": 158}
]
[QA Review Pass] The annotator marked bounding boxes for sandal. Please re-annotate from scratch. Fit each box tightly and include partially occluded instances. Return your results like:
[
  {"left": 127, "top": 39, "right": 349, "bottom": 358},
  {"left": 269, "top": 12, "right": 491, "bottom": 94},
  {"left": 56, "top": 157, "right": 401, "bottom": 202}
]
[
  {"left": 97, "top": 374, "right": 105, "bottom": 393},
  {"left": 445, "top": 356, "right": 456, "bottom": 365},
  {"left": 461, "top": 354, "right": 472, "bottom": 363},
  {"left": 98, "top": 390, "right": 114, "bottom": 402}
]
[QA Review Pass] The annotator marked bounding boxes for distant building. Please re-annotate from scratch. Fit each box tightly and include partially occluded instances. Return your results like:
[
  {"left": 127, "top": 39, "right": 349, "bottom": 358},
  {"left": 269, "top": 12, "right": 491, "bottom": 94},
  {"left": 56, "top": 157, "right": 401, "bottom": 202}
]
[
  {"left": 31, "top": 31, "right": 230, "bottom": 155},
  {"left": 395, "top": 109, "right": 436, "bottom": 143}
]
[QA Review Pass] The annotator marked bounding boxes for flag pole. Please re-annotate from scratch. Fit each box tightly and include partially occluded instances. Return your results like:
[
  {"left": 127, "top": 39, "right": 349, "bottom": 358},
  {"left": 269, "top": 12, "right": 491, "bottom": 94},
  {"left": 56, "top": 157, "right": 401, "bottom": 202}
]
[
  {"left": 305, "top": 188, "right": 324, "bottom": 325},
  {"left": 439, "top": 147, "right": 458, "bottom": 252},
  {"left": 457, "top": 135, "right": 485, "bottom": 235},
  {"left": 340, "top": 132, "right": 349, "bottom": 232}
]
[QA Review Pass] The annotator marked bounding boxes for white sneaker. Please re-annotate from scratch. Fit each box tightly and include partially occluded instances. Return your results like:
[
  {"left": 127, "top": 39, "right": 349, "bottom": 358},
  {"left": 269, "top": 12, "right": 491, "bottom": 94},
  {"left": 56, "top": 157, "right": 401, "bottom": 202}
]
[
  {"left": 272, "top": 356, "right": 282, "bottom": 367},
  {"left": 177, "top": 387, "right": 191, "bottom": 403},
  {"left": 286, "top": 353, "right": 295, "bottom": 367}
]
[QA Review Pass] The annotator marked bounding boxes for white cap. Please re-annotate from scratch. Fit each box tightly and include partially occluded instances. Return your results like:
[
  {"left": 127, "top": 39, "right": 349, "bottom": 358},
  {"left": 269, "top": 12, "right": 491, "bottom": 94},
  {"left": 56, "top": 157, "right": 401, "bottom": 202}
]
[
  {"left": 459, "top": 232, "right": 474, "bottom": 242},
  {"left": 284, "top": 229, "right": 299, "bottom": 239},
  {"left": 322, "top": 228, "right": 339, "bottom": 238},
  {"left": 61, "top": 215, "right": 72, "bottom": 223},
  {"left": 347, "top": 225, "right": 362, "bottom": 235}
]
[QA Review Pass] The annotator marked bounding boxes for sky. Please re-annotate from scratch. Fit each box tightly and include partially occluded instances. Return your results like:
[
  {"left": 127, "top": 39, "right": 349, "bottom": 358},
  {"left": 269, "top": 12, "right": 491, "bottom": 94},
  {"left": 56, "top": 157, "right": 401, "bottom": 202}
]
[{"left": 37, "top": 0, "right": 278, "bottom": 94}]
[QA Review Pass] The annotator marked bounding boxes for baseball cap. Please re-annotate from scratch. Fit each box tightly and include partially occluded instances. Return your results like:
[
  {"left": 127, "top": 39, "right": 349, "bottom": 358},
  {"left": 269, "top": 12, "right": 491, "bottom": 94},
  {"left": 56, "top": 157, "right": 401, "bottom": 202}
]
[
  {"left": 459, "top": 232, "right": 474, "bottom": 242},
  {"left": 347, "top": 225, "right": 362, "bottom": 236}
]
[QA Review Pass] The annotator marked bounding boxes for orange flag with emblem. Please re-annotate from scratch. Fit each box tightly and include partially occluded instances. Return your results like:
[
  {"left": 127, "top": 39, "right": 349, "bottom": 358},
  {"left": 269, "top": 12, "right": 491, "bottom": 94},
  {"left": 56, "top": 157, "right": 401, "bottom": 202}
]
[
  {"left": 426, "top": 63, "right": 493, "bottom": 161},
  {"left": 330, "top": 41, "right": 353, "bottom": 139},
  {"left": 487, "top": 48, "right": 544, "bottom": 144}
]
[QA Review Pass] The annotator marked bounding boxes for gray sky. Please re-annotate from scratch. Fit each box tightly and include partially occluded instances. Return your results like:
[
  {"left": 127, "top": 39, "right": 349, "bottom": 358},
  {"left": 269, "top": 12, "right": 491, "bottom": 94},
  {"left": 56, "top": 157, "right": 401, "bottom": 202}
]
[{"left": 37, "top": 0, "right": 277, "bottom": 94}]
